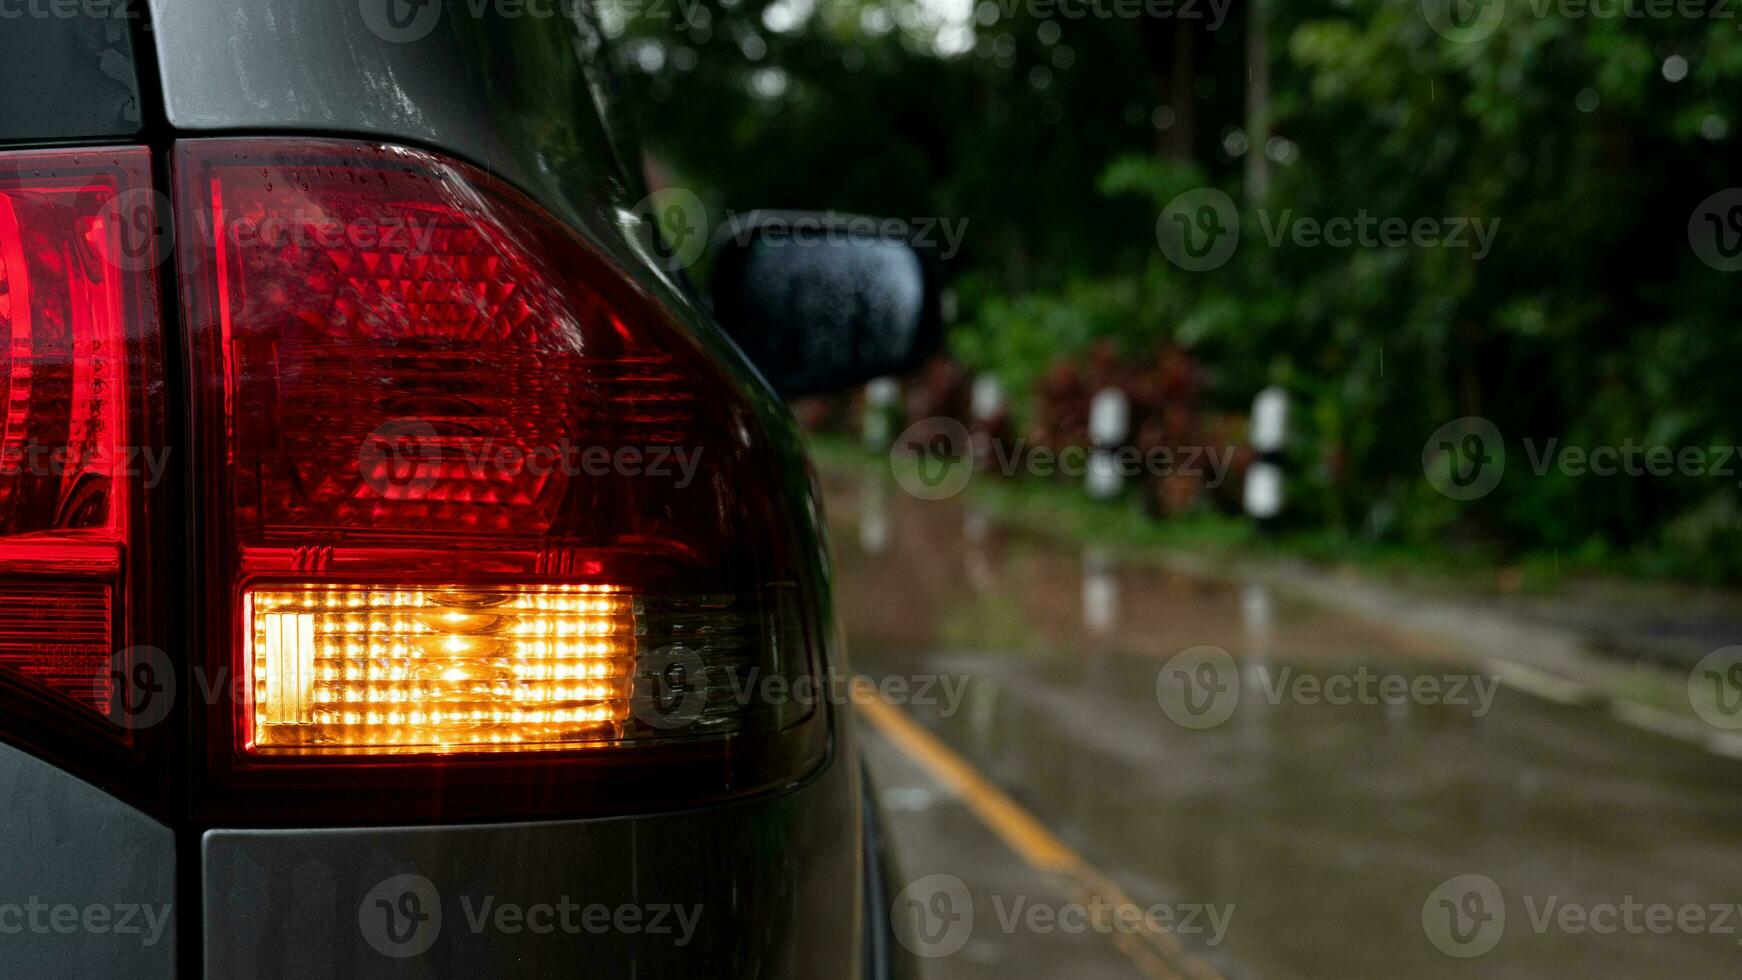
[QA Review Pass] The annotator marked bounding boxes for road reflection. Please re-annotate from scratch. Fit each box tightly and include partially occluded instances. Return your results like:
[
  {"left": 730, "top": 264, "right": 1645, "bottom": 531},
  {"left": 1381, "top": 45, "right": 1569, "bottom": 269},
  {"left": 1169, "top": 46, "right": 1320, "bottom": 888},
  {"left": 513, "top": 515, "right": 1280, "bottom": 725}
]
[{"left": 834, "top": 470, "right": 1742, "bottom": 979}]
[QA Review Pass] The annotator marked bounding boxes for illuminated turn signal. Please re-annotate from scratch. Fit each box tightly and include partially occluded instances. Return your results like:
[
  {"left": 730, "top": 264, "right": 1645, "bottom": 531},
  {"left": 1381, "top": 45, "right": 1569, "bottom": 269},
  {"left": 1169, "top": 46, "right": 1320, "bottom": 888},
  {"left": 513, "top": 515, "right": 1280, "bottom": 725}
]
[{"left": 247, "top": 585, "right": 636, "bottom": 754}]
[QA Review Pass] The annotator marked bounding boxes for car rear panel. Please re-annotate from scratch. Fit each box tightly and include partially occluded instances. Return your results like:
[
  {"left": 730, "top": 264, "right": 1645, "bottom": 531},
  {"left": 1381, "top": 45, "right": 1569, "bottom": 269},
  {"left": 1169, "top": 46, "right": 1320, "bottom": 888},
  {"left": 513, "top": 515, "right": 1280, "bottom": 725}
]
[
  {"left": 0, "top": 739, "right": 175, "bottom": 977},
  {"left": 145, "top": 0, "right": 653, "bottom": 289},
  {"left": 0, "top": 7, "right": 143, "bottom": 143},
  {"left": 203, "top": 762, "right": 859, "bottom": 977},
  {"left": 0, "top": 2, "right": 867, "bottom": 976}
]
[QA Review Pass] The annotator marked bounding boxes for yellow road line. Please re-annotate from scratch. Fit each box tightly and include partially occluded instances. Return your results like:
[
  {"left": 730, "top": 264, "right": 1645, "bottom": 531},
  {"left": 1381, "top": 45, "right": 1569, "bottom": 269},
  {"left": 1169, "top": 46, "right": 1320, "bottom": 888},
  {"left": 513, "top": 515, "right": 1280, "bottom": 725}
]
[{"left": 856, "top": 679, "right": 1227, "bottom": 980}]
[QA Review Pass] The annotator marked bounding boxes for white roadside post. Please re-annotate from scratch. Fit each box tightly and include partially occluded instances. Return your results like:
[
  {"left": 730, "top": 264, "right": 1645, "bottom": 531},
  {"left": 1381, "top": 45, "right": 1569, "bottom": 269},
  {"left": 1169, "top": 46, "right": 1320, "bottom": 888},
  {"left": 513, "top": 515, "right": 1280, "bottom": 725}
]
[
  {"left": 858, "top": 470, "right": 890, "bottom": 555},
  {"left": 1086, "top": 387, "right": 1130, "bottom": 500},
  {"left": 970, "top": 374, "right": 1005, "bottom": 427},
  {"left": 1243, "top": 386, "right": 1289, "bottom": 526},
  {"left": 1082, "top": 545, "right": 1118, "bottom": 636},
  {"left": 969, "top": 374, "right": 1005, "bottom": 472},
  {"left": 862, "top": 377, "right": 901, "bottom": 452}
]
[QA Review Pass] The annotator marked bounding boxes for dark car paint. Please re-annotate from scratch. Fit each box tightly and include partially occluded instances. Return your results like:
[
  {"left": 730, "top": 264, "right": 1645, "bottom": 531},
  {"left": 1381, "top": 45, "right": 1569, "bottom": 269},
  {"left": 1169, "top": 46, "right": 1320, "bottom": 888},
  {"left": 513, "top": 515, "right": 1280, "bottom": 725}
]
[
  {"left": 0, "top": 8, "right": 142, "bottom": 142},
  {"left": 204, "top": 760, "right": 865, "bottom": 978},
  {"left": 0, "top": 739, "right": 176, "bottom": 978}
]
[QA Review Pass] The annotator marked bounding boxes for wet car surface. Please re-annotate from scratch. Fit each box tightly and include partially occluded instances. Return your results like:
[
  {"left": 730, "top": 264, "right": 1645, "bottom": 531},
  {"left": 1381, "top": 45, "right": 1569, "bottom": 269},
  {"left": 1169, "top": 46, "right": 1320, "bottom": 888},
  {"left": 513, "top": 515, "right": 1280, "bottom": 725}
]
[{"left": 835, "top": 471, "right": 1742, "bottom": 980}]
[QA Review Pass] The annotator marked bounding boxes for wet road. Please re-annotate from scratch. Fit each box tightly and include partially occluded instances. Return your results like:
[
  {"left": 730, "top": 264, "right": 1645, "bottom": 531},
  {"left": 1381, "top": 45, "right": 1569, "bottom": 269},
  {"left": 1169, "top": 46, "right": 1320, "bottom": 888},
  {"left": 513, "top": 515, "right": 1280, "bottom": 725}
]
[{"left": 832, "top": 472, "right": 1742, "bottom": 980}]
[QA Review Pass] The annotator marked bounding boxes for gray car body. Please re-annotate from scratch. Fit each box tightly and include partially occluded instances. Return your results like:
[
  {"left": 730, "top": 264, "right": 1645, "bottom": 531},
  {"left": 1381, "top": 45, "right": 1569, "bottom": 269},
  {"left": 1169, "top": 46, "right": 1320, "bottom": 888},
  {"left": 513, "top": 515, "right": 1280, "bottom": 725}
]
[{"left": 0, "top": 1, "right": 895, "bottom": 976}]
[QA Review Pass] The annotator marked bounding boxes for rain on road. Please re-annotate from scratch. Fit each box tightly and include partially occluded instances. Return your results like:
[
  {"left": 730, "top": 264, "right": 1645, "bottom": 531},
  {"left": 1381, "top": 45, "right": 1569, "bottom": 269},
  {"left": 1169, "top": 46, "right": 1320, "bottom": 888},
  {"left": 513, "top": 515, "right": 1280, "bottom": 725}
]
[{"left": 832, "top": 471, "right": 1742, "bottom": 980}]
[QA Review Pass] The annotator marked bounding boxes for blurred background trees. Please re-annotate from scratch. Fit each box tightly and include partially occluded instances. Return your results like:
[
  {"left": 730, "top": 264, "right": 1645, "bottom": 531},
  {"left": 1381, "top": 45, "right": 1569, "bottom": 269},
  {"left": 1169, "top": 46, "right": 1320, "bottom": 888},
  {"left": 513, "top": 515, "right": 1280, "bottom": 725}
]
[{"left": 603, "top": 0, "right": 1742, "bottom": 581}]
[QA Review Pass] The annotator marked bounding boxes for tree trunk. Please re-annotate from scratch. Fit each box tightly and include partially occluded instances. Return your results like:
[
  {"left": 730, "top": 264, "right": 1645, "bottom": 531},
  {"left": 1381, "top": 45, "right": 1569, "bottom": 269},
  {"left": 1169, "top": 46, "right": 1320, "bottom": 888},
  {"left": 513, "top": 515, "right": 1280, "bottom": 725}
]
[{"left": 1245, "top": 0, "right": 1271, "bottom": 203}]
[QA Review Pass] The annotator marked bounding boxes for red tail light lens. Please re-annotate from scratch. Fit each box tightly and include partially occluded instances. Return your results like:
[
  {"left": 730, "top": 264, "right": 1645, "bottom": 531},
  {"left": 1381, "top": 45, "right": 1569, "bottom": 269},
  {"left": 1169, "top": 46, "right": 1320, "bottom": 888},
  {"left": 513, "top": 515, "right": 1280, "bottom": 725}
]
[
  {"left": 0, "top": 148, "right": 168, "bottom": 807},
  {"left": 176, "top": 139, "right": 827, "bottom": 821}
]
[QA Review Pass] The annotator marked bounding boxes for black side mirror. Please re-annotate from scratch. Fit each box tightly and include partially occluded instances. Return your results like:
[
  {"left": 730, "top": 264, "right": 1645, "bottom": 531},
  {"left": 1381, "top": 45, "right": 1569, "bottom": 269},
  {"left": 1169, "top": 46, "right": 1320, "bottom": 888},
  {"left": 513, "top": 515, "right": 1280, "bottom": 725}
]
[{"left": 708, "top": 211, "right": 943, "bottom": 397}]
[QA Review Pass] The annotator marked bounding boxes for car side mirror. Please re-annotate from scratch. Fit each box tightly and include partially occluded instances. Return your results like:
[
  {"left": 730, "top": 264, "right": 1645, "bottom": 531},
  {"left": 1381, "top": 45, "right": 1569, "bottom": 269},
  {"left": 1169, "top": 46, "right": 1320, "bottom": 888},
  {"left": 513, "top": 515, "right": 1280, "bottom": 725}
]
[{"left": 708, "top": 211, "right": 943, "bottom": 397}]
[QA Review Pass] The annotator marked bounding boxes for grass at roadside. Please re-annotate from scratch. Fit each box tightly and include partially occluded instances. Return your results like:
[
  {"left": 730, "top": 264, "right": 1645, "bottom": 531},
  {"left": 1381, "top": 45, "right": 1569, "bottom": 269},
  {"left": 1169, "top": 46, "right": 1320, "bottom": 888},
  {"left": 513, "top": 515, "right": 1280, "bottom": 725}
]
[
  {"left": 809, "top": 434, "right": 1729, "bottom": 737},
  {"left": 807, "top": 434, "right": 1536, "bottom": 595}
]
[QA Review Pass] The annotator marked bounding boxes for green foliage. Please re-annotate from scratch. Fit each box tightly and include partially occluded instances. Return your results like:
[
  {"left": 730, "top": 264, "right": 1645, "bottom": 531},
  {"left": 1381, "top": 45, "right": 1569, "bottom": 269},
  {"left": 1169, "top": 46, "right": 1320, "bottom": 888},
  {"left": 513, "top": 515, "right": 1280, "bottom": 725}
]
[
  {"left": 949, "top": 277, "right": 1159, "bottom": 423},
  {"left": 610, "top": 0, "right": 1742, "bottom": 582}
]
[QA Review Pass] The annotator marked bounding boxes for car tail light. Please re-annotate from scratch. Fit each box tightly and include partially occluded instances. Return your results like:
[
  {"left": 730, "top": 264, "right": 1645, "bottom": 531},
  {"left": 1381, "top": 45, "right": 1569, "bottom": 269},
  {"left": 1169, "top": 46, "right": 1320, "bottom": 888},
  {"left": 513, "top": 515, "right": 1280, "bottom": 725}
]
[
  {"left": 0, "top": 148, "right": 169, "bottom": 810},
  {"left": 175, "top": 139, "right": 827, "bottom": 822}
]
